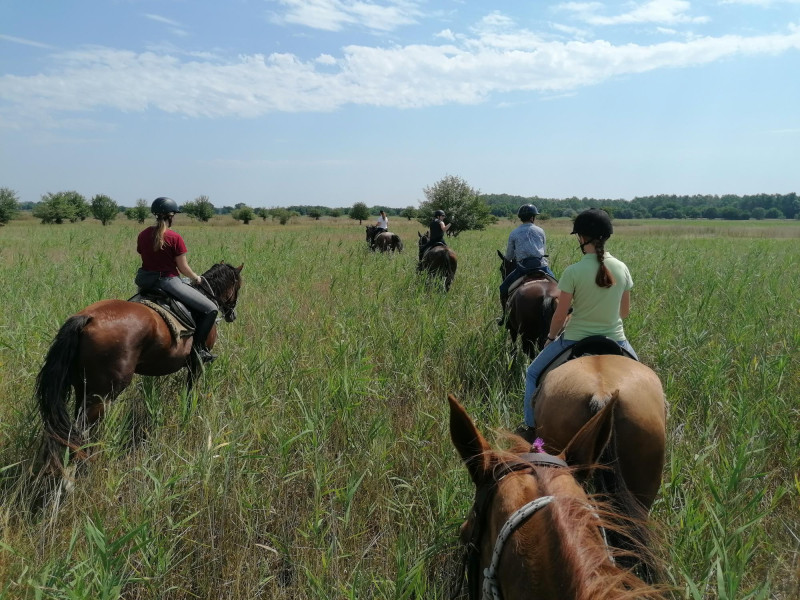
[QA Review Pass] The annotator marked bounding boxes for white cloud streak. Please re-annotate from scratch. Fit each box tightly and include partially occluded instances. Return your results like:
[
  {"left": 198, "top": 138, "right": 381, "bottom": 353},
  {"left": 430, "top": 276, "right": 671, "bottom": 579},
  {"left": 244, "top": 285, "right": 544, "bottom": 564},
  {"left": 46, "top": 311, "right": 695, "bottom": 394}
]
[
  {"left": 270, "top": 0, "right": 423, "bottom": 32},
  {"left": 0, "top": 34, "right": 55, "bottom": 49},
  {"left": 1, "top": 26, "right": 799, "bottom": 121},
  {"left": 557, "top": 0, "right": 709, "bottom": 25}
]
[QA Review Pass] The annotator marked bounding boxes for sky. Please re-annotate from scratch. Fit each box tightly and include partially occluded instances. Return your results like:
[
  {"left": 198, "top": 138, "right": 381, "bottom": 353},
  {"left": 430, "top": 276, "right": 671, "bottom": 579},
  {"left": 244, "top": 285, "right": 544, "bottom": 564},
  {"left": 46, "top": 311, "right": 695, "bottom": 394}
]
[{"left": 1, "top": 1, "right": 799, "bottom": 209}]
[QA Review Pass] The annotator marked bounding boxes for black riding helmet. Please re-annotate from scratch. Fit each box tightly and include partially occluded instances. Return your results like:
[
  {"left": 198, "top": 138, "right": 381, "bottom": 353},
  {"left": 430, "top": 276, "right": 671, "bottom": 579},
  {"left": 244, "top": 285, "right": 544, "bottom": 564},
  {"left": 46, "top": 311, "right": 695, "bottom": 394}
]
[
  {"left": 518, "top": 204, "right": 540, "bottom": 221},
  {"left": 571, "top": 208, "right": 613, "bottom": 240},
  {"left": 434, "top": 209, "right": 446, "bottom": 217},
  {"left": 151, "top": 197, "right": 181, "bottom": 215}
]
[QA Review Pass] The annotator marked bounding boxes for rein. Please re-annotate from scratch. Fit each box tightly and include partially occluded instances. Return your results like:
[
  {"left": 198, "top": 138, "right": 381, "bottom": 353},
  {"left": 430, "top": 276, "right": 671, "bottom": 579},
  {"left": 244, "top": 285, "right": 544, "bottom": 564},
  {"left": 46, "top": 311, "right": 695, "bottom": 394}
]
[{"left": 195, "top": 267, "right": 240, "bottom": 321}]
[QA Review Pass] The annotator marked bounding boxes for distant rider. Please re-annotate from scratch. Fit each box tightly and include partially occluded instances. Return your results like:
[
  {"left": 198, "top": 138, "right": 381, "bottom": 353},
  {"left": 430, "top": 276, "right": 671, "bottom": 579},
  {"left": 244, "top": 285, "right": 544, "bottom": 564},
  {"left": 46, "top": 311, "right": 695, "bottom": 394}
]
[
  {"left": 419, "top": 209, "right": 451, "bottom": 261},
  {"left": 498, "top": 204, "right": 555, "bottom": 324},
  {"left": 371, "top": 210, "right": 389, "bottom": 248},
  {"left": 134, "top": 197, "right": 218, "bottom": 363}
]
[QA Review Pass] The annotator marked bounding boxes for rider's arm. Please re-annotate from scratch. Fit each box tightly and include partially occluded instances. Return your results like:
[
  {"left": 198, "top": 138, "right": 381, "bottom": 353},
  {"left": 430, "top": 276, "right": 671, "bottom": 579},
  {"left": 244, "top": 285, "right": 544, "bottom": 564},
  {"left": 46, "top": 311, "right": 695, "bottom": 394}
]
[
  {"left": 546, "top": 291, "right": 572, "bottom": 340},
  {"left": 442, "top": 221, "right": 451, "bottom": 231},
  {"left": 619, "top": 290, "right": 631, "bottom": 319},
  {"left": 175, "top": 254, "right": 203, "bottom": 284}
]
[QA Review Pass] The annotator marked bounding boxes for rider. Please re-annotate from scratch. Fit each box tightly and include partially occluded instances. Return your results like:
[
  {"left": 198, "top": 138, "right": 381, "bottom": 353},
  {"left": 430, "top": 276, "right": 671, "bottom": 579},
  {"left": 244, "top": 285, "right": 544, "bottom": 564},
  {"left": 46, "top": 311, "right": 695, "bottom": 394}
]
[
  {"left": 370, "top": 210, "right": 389, "bottom": 248},
  {"left": 419, "top": 209, "right": 451, "bottom": 261},
  {"left": 498, "top": 204, "right": 555, "bottom": 325},
  {"left": 134, "top": 197, "right": 219, "bottom": 363},
  {"left": 519, "top": 208, "right": 638, "bottom": 433}
]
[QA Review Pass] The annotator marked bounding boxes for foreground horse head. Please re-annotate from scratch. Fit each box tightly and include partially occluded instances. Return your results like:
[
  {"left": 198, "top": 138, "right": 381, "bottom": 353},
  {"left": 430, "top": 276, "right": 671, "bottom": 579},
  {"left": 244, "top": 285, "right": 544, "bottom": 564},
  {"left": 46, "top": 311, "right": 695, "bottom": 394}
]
[
  {"left": 34, "top": 262, "right": 244, "bottom": 476},
  {"left": 449, "top": 394, "right": 666, "bottom": 600},
  {"left": 497, "top": 250, "right": 559, "bottom": 356},
  {"left": 533, "top": 353, "right": 667, "bottom": 576},
  {"left": 417, "top": 232, "right": 457, "bottom": 290}
]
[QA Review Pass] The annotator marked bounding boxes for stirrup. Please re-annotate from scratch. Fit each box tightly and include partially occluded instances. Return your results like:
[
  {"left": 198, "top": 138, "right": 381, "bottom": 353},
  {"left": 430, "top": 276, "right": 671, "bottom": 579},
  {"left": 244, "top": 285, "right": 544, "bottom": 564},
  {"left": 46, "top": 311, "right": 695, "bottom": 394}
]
[{"left": 194, "top": 346, "right": 217, "bottom": 363}]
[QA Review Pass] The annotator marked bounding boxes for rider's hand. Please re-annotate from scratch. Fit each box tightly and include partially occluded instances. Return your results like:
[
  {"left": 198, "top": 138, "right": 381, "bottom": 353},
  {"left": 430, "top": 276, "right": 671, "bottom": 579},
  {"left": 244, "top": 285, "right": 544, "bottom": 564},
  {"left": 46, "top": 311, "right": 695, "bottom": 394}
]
[{"left": 194, "top": 275, "right": 203, "bottom": 285}]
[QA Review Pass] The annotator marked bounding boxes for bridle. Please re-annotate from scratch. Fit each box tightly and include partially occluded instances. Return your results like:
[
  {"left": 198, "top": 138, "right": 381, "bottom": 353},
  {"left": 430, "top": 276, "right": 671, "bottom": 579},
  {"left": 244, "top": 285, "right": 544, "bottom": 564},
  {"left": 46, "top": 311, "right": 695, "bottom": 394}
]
[
  {"left": 457, "top": 452, "right": 566, "bottom": 600},
  {"left": 197, "top": 270, "right": 241, "bottom": 322},
  {"left": 458, "top": 451, "right": 611, "bottom": 600}
]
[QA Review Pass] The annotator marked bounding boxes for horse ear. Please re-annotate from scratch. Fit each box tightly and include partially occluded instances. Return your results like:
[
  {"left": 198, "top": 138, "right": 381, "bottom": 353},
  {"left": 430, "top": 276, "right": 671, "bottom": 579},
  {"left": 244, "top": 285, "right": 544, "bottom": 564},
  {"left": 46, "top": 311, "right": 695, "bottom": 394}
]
[
  {"left": 559, "top": 392, "right": 618, "bottom": 481},
  {"left": 449, "top": 394, "right": 491, "bottom": 485},
  {"left": 497, "top": 250, "right": 505, "bottom": 260},
  {"left": 236, "top": 263, "right": 244, "bottom": 272},
  {"left": 418, "top": 231, "right": 422, "bottom": 238}
]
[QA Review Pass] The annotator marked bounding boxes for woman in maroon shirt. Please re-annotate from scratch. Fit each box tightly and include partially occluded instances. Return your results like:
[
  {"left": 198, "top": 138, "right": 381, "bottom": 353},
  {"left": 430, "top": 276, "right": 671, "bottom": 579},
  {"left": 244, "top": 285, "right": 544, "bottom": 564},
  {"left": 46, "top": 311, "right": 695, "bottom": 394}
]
[{"left": 134, "top": 197, "right": 218, "bottom": 362}]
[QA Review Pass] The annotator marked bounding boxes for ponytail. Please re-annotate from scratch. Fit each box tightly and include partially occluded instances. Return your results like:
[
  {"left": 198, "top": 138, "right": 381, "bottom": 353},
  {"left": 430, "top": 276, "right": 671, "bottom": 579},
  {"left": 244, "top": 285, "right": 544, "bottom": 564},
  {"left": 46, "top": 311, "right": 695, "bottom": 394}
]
[
  {"left": 593, "top": 238, "right": 615, "bottom": 288},
  {"left": 152, "top": 214, "right": 172, "bottom": 252}
]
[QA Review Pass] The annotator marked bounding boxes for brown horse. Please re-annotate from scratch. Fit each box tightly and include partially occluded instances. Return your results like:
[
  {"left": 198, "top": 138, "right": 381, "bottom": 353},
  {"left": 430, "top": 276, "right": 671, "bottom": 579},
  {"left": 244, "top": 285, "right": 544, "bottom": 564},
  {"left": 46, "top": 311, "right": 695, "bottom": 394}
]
[
  {"left": 35, "top": 262, "right": 243, "bottom": 474},
  {"left": 417, "top": 232, "right": 457, "bottom": 291},
  {"left": 366, "top": 225, "right": 403, "bottom": 252},
  {"left": 497, "top": 250, "right": 559, "bottom": 357},
  {"left": 532, "top": 354, "right": 667, "bottom": 573},
  {"left": 449, "top": 394, "right": 665, "bottom": 600}
]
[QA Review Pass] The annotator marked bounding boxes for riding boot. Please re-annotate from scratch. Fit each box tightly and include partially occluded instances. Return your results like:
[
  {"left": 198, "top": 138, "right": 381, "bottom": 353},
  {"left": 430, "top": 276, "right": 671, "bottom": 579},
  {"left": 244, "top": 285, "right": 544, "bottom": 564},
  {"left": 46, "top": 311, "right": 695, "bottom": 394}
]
[
  {"left": 192, "top": 310, "right": 218, "bottom": 363},
  {"left": 497, "top": 292, "right": 508, "bottom": 326}
]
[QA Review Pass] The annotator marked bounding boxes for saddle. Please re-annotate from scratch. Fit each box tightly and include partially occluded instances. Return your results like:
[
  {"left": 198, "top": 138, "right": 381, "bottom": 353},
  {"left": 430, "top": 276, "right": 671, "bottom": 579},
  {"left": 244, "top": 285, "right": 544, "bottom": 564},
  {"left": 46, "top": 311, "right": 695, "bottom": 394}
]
[
  {"left": 507, "top": 270, "right": 556, "bottom": 297},
  {"left": 129, "top": 290, "right": 196, "bottom": 341},
  {"left": 536, "top": 335, "right": 637, "bottom": 387}
]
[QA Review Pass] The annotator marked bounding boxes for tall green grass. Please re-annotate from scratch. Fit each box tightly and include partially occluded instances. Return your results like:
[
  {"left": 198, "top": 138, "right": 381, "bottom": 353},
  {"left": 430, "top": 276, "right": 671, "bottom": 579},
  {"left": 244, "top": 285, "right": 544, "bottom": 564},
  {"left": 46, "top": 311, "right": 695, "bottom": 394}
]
[{"left": 1, "top": 217, "right": 798, "bottom": 598}]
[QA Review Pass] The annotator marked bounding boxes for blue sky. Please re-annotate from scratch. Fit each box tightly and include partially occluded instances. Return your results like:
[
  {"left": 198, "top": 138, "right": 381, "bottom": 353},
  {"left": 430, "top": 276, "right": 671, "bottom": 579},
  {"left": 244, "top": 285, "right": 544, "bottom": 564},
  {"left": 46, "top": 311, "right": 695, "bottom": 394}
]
[{"left": 1, "top": 1, "right": 798, "bottom": 208}]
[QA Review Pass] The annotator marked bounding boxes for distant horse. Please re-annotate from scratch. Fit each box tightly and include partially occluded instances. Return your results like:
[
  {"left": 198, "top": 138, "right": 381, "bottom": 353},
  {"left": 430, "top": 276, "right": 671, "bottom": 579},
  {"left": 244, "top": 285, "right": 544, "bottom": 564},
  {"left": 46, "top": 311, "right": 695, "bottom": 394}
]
[
  {"left": 35, "top": 262, "right": 243, "bottom": 474},
  {"left": 449, "top": 394, "right": 665, "bottom": 600},
  {"left": 417, "top": 232, "right": 457, "bottom": 291},
  {"left": 532, "top": 352, "right": 667, "bottom": 573},
  {"left": 365, "top": 225, "right": 403, "bottom": 252},
  {"left": 497, "top": 250, "right": 559, "bottom": 357}
]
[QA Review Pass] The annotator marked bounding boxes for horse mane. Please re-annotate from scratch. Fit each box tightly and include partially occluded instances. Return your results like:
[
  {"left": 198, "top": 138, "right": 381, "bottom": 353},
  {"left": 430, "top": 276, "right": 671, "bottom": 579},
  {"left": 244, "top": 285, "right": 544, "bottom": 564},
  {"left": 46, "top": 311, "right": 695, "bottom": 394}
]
[
  {"left": 489, "top": 437, "right": 667, "bottom": 597},
  {"left": 199, "top": 262, "right": 240, "bottom": 292}
]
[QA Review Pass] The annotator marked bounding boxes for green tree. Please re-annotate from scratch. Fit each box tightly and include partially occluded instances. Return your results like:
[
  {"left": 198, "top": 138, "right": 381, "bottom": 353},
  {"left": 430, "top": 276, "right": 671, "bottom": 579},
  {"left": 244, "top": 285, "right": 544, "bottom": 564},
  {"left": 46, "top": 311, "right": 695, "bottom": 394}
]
[
  {"left": 126, "top": 198, "right": 150, "bottom": 223},
  {"left": 90, "top": 194, "right": 119, "bottom": 226},
  {"left": 329, "top": 208, "right": 342, "bottom": 218},
  {"left": 349, "top": 202, "right": 370, "bottom": 224},
  {"left": 62, "top": 191, "right": 89, "bottom": 222},
  {"left": 417, "top": 174, "right": 494, "bottom": 236},
  {"left": 255, "top": 207, "right": 269, "bottom": 221},
  {"left": 33, "top": 192, "right": 79, "bottom": 224},
  {"left": 400, "top": 206, "right": 418, "bottom": 221},
  {"left": 0, "top": 187, "right": 20, "bottom": 226},
  {"left": 182, "top": 195, "right": 215, "bottom": 222},
  {"left": 232, "top": 205, "right": 255, "bottom": 224},
  {"left": 308, "top": 208, "right": 323, "bottom": 220},
  {"left": 765, "top": 208, "right": 783, "bottom": 219},
  {"left": 751, "top": 207, "right": 766, "bottom": 220}
]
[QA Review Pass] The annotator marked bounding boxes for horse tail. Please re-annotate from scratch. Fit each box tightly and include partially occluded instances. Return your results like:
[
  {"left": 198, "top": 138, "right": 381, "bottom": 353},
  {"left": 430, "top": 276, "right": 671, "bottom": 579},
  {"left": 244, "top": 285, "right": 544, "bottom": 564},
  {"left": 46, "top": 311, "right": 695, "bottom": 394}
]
[
  {"left": 589, "top": 390, "right": 660, "bottom": 581},
  {"left": 35, "top": 315, "right": 91, "bottom": 458},
  {"left": 541, "top": 295, "right": 557, "bottom": 334}
]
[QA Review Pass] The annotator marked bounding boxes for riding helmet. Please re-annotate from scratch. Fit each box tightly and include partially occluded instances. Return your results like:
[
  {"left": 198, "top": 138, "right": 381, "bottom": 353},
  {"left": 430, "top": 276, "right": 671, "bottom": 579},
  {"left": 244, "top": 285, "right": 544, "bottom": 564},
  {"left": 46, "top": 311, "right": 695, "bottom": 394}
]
[
  {"left": 517, "top": 204, "right": 540, "bottom": 220},
  {"left": 571, "top": 208, "right": 613, "bottom": 240},
  {"left": 151, "top": 197, "right": 181, "bottom": 215},
  {"left": 434, "top": 209, "right": 446, "bottom": 217}
]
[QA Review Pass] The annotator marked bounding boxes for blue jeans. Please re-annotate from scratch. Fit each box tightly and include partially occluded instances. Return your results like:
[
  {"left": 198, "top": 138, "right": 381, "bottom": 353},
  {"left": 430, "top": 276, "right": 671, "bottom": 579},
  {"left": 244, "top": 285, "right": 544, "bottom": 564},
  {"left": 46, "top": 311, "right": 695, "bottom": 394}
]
[{"left": 523, "top": 336, "right": 638, "bottom": 427}]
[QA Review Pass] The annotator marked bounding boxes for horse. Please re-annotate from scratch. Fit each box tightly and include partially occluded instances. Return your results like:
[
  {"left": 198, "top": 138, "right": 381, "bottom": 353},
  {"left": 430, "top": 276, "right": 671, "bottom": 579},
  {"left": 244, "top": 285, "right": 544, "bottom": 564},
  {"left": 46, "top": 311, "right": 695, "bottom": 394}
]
[
  {"left": 449, "top": 394, "right": 666, "bottom": 600},
  {"left": 417, "top": 232, "right": 457, "bottom": 291},
  {"left": 532, "top": 353, "right": 667, "bottom": 574},
  {"left": 366, "top": 225, "right": 403, "bottom": 252},
  {"left": 497, "top": 250, "right": 559, "bottom": 357},
  {"left": 35, "top": 262, "right": 243, "bottom": 475}
]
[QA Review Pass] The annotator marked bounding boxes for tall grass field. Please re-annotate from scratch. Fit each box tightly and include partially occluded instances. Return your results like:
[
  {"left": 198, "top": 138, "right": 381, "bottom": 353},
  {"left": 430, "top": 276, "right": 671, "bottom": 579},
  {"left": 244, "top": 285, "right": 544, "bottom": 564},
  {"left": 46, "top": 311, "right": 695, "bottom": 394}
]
[{"left": 1, "top": 215, "right": 798, "bottom": 599}]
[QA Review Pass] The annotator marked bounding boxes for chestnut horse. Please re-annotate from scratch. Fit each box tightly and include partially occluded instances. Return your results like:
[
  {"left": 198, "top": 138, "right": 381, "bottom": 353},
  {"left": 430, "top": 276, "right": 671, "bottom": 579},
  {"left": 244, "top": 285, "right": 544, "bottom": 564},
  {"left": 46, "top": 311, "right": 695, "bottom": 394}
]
[
  {"left": 35, "top": 262, "right": 243, "bottom": 474},
  {"left": 497, "top": 250, "right": 559, "bottom": 357},
  {"left": 417, "top": 232, "right": 457, "bottom": 291},
  {"left": 449, "top": 394, "right": 665, "bottom": 600},
  {"left": 532, "top": 354, "right": 667, "bottom": 574},
  {"left": 366, "top": 225, "right": 403, "bottom": 252}
]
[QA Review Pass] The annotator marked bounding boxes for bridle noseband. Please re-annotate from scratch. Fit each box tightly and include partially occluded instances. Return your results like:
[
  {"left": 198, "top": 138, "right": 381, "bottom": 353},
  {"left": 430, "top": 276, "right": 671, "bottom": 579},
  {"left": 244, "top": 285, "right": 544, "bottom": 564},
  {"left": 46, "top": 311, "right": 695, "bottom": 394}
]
[{"left": 197, "top": 270, "right": 240, "bottom": 322}]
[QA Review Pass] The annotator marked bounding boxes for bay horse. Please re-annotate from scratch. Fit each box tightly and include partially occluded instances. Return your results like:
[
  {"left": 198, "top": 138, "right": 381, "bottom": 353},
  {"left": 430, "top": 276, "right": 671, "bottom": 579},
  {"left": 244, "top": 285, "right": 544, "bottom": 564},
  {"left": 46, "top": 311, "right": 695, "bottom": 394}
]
[
  {"left": 366, "top": 225, "right": 403, "bottom": 252},
  {"left": 417, "top": 232, "right": 457, "bottom": 291},
  {"left": 497, "top": 250, "right": 559, "bottom": 357},
  {"left": 35, "top": 262, "right": 243, "bottom": 474},
  {"left": 532, "top": 353, "right": 667, "bottom": 575},
  {"left": 449, "top": 394, "right": 666, "bottom": 600}
]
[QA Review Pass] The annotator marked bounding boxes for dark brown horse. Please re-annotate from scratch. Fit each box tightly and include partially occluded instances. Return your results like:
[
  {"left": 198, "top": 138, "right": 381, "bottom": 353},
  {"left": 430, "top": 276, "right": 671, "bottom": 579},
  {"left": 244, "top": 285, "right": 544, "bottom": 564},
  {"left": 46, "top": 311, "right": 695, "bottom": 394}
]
[
  {"left": 35, "top": 262, "right": 243, "bottom": 474},
  {"left": 449, "top": 394, "right": 665, "bottom": 600},
  {"left": 366, "top": 225, "right": 403, "bottom": 252},
  {"left": 497, "top": 250, "right": 559, "bottom": 357},
  {"left": 532, "top": 354, "right": 667, "bottom": 574},
  {"left": 417, "top": 232, "right": 457, "bottom": 291}
]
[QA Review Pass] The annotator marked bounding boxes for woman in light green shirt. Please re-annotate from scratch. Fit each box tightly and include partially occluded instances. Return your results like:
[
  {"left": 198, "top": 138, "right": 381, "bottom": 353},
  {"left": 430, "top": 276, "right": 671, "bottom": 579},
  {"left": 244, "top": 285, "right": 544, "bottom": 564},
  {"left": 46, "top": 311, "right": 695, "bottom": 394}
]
[{"left": 521, "top": 208, "right": 637, "bottom": 430}]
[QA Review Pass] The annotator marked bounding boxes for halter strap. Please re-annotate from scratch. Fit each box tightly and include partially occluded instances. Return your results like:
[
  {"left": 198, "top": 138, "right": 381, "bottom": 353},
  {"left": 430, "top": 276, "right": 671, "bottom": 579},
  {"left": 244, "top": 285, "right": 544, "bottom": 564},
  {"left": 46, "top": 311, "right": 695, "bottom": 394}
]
[{"left": 481, "top": 496, "right": 555, "bottom": 600}]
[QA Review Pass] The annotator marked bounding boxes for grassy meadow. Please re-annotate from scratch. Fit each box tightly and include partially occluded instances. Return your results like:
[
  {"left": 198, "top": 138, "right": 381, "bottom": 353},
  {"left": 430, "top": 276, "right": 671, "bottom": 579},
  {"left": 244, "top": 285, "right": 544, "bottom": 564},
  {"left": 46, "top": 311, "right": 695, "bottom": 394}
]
[{"left": 0, "top": 214, "right": 798, "bottom": 599}]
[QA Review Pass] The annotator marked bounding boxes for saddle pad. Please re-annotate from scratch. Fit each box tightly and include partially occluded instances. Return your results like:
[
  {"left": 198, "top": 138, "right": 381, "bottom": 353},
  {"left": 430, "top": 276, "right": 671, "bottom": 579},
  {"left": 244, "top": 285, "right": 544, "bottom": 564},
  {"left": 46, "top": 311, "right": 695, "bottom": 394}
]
[{"left": 133, "top": 298, "right": 195, "bottom": 343}]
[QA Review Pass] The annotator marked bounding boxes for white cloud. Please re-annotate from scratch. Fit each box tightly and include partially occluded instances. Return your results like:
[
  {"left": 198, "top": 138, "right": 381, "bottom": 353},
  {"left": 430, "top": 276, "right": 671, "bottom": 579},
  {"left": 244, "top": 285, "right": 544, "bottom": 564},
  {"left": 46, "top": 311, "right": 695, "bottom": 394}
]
[
  {"left": 435, "top": 28, "right": 456, "bottom": 41},
  {"left": 0, "top": 34, "right": 55, "bottom": 49},
  {"left": 270, "top": 0, "right": 422, "bottom": 32},
  {"left": 557, "top": 0, "right": 709, "bottom": 26},
  {"left": 1, "top": 26, "right": 799, "bottom": 120},
  {"left": 144, "top": 13, "right": 189, "bottom": 37}
]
